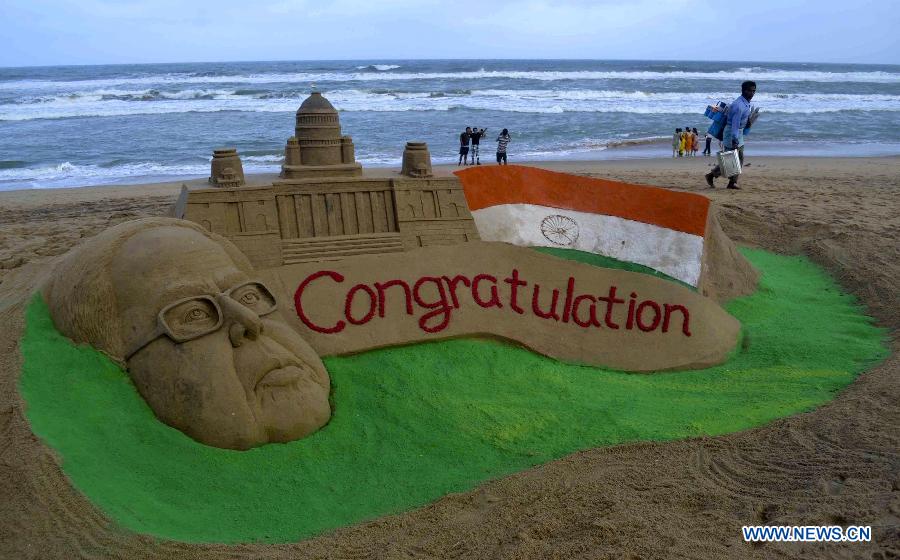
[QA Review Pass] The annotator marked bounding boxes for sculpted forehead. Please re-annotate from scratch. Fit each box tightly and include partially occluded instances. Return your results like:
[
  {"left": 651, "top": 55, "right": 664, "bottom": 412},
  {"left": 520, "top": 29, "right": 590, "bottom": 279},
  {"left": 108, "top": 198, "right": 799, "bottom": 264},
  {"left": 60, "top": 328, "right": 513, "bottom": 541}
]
[{"left": 110, "top": 226, "right": 248, "bottom": 318}]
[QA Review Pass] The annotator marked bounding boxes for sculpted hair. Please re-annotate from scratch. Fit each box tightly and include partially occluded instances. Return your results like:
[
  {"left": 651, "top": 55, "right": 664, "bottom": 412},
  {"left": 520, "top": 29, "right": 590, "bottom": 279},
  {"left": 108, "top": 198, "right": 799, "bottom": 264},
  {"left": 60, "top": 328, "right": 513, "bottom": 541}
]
[{"left": 43, "top": 217, "right": 253, "bottom": 361}]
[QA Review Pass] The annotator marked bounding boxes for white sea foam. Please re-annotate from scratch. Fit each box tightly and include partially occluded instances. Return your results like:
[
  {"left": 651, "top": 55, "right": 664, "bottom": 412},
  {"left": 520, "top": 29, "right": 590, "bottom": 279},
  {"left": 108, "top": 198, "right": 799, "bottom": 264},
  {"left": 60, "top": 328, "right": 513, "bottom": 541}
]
[
  {"left": 241, "top": 154, "right": 284, "bottom": 164},
  {"left": 12, "top": 88, "right": 245, "bottom": 105},
  {"left": 2, "top": 88, "right": 898, "bottom": 121},
  {"left": 2, "top": 68, "right": 899, "bottom": 92},
  {"left": 0, "top": 159, "right": 283, "bottom": 190},
  {"left": 355, "top": 64, "right": 401, "bottom": 71}
]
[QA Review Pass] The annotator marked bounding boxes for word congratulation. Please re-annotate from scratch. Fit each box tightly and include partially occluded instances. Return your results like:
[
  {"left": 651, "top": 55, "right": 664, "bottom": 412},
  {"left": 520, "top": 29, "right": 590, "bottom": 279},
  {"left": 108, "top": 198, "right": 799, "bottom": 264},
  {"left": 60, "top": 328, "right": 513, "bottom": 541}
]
[{"left": 294, "top": 268, "right": 692, "bottom": 336}]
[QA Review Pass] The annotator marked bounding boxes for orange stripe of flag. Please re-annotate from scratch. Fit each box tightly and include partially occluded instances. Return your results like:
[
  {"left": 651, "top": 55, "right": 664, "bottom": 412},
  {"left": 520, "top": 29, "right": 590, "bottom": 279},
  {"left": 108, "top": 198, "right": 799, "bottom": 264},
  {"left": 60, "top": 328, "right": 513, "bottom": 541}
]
[{"left": 455, "top": 165, "right": 709, "bottom": 237}]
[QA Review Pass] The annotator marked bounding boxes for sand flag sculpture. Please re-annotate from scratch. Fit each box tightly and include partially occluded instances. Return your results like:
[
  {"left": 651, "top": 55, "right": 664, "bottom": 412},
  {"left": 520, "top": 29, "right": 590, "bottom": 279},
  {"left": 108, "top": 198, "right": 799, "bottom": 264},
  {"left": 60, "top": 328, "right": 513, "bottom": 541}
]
[{"left": 455, "top": 165, "right": 757, "bottom": 300}]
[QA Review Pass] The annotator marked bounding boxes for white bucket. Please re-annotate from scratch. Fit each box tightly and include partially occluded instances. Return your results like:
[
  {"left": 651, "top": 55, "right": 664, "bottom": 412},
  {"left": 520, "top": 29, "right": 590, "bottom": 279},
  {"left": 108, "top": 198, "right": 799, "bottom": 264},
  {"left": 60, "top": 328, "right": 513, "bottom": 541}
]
[{"left": 717, "top": 150, "right": 742, "bottom": 178}]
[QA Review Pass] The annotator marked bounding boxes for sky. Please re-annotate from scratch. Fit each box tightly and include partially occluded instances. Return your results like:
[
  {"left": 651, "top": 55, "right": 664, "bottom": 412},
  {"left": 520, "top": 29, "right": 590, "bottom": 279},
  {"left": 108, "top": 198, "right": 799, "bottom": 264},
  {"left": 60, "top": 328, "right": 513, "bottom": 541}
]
[{"left": 1, "top": 0, "right": 898, "bottom": 67}]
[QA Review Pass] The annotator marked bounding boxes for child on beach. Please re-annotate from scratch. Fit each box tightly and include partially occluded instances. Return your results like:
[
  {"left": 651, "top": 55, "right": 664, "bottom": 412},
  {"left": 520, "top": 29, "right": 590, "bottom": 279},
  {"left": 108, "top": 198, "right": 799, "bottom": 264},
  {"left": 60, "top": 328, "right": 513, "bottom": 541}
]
[
  {"left": 703, "top": 131, "right": 712, "bottom": 156},
  {"left": 673, "top": 128, "right": 681, "bottom": 157},
  {"left": 496, "top": 129, "right": 511, "bottom": 164}
]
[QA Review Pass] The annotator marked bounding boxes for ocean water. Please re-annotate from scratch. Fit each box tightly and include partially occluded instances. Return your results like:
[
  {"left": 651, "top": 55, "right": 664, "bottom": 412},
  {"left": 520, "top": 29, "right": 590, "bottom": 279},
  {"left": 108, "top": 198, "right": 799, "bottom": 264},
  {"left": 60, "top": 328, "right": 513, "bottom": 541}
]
[{"left": 1, "top": 59, "right": 899, "bottom": 191}]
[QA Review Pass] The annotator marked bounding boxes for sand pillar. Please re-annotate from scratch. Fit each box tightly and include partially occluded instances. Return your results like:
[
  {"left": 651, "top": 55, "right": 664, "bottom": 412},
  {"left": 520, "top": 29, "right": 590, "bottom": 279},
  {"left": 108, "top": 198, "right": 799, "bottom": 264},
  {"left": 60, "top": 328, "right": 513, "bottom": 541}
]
[
  {"left": 285, "top": 137, "right": 301, "bottom": 167},
  {"left": 209, "top": 148, "right": 245, "bottom": 187},
  {"left": 340, "top": 136, "right": 355, "bottom": 164},
  {"left": 401, "top": 142, "right": 433, "bottom": 178}
]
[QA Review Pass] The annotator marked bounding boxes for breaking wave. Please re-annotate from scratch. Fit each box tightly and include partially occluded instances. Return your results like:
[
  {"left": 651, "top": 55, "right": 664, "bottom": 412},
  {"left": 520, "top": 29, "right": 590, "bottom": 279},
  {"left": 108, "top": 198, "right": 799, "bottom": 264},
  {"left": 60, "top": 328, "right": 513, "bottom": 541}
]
[
  {"left": 2, "top": 68, "right": 900, "bottom": 92},
  {"left": 355, "top": 64, "right": 402, "bottom": 71},
  {"left": 0, "top": 158, "right": 284, "bottom": 190},
  {"left": 2, "top": 88, "right": 898, "bottom": 121}
]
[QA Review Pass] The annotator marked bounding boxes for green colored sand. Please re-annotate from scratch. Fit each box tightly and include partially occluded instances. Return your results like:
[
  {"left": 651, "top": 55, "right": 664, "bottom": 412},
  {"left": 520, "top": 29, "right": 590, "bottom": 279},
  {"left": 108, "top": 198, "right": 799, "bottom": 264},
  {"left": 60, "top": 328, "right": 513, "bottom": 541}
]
[{"left": 19, "top": 249, "right": 887, "bottom": 543}]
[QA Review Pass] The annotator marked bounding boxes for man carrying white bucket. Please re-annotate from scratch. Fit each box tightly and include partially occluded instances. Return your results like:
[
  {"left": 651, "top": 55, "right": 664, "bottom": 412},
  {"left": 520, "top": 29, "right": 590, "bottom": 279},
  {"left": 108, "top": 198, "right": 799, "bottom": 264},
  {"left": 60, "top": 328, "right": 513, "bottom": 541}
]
[{"left": 706, "top": 81, "right": 757, "bottom": 190}]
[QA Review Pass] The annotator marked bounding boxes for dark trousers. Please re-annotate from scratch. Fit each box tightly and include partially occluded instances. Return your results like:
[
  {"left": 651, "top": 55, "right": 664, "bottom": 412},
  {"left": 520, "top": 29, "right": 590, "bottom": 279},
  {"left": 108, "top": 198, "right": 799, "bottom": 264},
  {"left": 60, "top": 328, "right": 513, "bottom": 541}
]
[
  {"left": 703, "top": 137, "right": 712, "bottom": 155},
  {"left": 710, "top": 145, "right": 744, "bottom": 184}
]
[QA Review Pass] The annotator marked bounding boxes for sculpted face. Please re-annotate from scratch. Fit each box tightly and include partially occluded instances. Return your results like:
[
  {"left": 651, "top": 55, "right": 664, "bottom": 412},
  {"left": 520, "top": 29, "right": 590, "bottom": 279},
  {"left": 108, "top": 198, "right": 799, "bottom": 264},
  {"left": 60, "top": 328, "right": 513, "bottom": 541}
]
[{"left": 110, "top": 226, "right": 330, "bottom": 449}]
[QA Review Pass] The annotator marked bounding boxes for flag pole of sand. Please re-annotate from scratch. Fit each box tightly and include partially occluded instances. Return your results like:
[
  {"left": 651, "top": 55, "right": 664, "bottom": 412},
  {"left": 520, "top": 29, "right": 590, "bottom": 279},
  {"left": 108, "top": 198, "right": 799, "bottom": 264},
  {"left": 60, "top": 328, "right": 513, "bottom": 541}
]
[{"left": 455, "top": 165, "right": 757, "bottom": 301}]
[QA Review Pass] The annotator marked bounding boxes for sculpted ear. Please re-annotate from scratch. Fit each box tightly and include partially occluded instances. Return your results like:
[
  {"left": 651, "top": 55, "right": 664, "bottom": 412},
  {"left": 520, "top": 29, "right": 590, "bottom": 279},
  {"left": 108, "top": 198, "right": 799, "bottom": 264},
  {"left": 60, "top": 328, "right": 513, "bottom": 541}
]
[{"left": 42, "top": 231, "right": 126, "bottom": 360}]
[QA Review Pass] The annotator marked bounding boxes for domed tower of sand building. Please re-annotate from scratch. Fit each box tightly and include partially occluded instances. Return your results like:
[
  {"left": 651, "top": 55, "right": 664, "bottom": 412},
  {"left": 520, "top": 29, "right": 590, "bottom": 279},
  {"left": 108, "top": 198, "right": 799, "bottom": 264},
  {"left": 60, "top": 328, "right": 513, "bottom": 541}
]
[
  {"left": 281, "top": 92, "right": 362, "bottom": 179},
  {"left": 176, "top": 90, "right": 479, "bottom": 269}
]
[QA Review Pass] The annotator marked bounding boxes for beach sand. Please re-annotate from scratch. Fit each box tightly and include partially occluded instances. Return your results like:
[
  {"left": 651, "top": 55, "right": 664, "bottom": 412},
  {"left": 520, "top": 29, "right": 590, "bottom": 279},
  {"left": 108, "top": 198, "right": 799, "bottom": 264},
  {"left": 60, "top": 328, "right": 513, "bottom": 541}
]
[{"left": 1, "top": 156, "right": 898, "bottom": 558}]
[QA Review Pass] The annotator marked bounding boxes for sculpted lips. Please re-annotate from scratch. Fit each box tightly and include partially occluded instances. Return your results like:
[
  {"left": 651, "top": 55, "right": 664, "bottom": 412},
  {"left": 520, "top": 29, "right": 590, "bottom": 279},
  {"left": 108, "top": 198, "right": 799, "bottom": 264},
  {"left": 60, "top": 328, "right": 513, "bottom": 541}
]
[{"left": 255, "top": 362, "right": 329, "bottom": 391}]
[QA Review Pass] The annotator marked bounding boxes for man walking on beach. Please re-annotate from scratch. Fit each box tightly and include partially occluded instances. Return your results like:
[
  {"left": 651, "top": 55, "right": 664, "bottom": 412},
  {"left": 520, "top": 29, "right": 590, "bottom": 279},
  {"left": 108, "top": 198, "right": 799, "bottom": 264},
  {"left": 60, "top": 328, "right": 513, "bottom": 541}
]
[
  {"left": 458, "top": 127, "right": 472, "bottom": 166},
  {"left": 706, "top": 81, "right": 756, "bottom": 189}
]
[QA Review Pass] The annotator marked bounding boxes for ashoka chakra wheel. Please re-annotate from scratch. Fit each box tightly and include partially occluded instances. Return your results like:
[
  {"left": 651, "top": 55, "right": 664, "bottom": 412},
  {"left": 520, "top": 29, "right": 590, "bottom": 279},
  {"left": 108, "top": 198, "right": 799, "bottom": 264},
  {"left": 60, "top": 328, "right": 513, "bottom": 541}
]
[{"left": 540, "top": 214, "right": 580, "bottom": 246}]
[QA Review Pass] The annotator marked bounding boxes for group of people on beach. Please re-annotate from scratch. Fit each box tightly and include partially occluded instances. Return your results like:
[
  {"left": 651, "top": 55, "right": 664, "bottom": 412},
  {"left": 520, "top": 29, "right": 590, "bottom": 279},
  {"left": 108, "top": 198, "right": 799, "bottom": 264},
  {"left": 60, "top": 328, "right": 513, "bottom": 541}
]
[
  {"left": 458, "top": 127, "right": 511, "bottom": 166},
  {"left": 673, "top": 127, "right": 713, "bottom": 158},
  {"left": 451, "top": 82, "right": 757, "bottom": 191}
]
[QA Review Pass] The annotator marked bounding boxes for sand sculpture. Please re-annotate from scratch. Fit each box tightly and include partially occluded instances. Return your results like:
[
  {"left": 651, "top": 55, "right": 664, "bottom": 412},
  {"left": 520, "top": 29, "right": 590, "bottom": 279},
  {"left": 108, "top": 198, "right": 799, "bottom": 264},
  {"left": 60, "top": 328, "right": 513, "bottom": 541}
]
[
  {"left": 42, "top": 218, "right": 331, "bottom": 450},
  {"left": 280, "top": 91, "right": 362, "bottom": 179},
  {"left": 176, "top": 92, "right": 479, "bottom": 269},
  {"left": 39, "top": 91, "right": 759, "bottom": 448},
  {"left": 455, "top": 165, "right": 758, "bottom": 302},
  {"left": 401, "top": 141, "right": 434, "bottom": 178},
  {"left": 209, "top": 148, "right": 246, "bottom": 188},
  {"left": 264, "top": 241, "right": 741, "bottom": 371}
]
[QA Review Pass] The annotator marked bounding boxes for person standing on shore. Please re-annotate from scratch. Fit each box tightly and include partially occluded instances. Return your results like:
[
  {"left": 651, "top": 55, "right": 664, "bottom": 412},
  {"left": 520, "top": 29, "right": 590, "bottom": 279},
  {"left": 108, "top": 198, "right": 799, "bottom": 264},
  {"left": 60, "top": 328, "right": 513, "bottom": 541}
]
[
  {"left": 691, "top": 128, "right": 700, "bottom": 157},
  {"left": 496, "top": 129, "right": 511, "bottom": 164},
  {"left": 703, "top": 131, "right": 713, "bottom": 156},
  {"left": 673, "top": 128, "right": 682, "bottom": 157},
  {"left": 470, "top": 127, "right": 486, "bottom": 165},
  {"left": 706, "top": 81, "right": 756, "bottom": 189},
  {"left": 458, "top": 127, "right": 472, "bottom": 166}
]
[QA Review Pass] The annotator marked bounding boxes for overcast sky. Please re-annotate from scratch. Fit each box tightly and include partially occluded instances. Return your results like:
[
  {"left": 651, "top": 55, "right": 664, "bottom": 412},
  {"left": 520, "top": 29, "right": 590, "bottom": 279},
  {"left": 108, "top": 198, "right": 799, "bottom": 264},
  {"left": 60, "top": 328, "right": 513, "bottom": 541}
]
[{"left": 1, "top": 0, "right": 898, "bottom": 67}]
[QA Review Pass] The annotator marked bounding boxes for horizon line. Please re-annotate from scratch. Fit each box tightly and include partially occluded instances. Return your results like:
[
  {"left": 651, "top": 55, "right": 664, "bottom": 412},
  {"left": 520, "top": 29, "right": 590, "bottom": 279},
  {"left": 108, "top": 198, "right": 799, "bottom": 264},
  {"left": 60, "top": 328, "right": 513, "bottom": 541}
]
[{"left": 2, "top": 57, "right": 899, "bottom": 71}]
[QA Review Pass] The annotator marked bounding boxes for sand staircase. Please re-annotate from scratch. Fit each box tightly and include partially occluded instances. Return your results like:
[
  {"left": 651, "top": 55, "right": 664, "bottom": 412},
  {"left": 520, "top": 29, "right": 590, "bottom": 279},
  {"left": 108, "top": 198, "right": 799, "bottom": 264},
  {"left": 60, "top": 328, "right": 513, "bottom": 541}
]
[{"left": 281, "top": 232, "right": 404, "bottom": 264}]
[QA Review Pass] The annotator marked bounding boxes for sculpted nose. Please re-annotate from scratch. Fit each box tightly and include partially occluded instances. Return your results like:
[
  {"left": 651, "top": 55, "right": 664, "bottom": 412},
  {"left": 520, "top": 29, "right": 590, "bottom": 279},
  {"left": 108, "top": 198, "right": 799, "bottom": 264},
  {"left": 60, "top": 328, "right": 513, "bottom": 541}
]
[{"left": 217, "top": 294, "right": 262, "bottom": 347}]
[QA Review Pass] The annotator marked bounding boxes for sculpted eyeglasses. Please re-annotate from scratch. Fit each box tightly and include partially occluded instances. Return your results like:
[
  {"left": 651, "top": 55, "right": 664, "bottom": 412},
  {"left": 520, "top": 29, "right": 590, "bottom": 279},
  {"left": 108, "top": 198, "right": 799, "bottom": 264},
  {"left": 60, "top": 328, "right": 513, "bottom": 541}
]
[{"left": 123, "top": 281, "right": 278, "bottom": 361}]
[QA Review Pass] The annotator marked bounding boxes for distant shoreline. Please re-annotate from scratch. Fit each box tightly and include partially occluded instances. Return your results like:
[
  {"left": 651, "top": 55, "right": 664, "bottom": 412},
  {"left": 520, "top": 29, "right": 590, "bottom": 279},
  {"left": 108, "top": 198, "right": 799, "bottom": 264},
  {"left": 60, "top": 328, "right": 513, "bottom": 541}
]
[
  {"left": 2, "top": 154, "right": 898, "bottom": 195},
  {"left": 3, "top": 142, "right": 900, "bottom": 193}
]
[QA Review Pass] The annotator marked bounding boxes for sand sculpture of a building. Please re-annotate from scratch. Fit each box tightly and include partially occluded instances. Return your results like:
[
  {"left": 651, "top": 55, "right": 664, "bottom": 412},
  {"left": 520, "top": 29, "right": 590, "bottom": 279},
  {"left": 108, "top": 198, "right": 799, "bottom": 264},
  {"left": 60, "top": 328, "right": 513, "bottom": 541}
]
[
  {"left": 281, "top": 91, "right": 362, "bottom": 179},
  {"left": 174, "top": 92, "right": 479, "bottom": 269}
]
